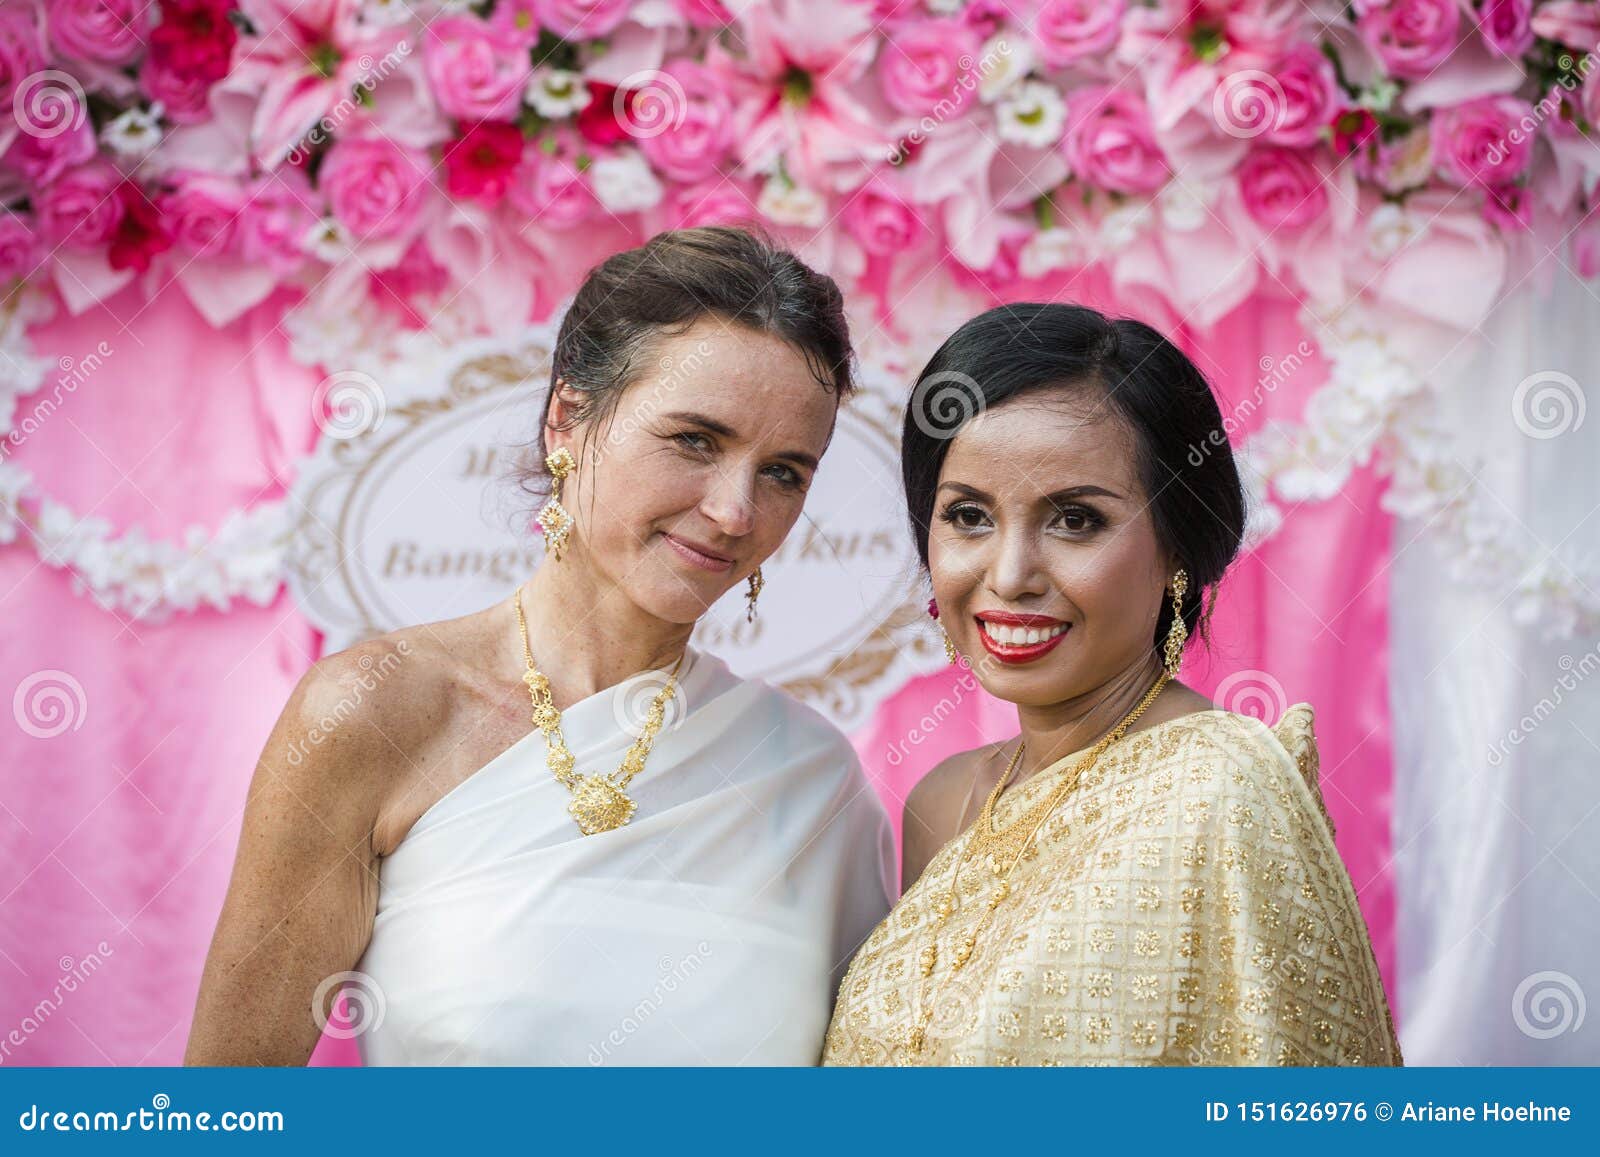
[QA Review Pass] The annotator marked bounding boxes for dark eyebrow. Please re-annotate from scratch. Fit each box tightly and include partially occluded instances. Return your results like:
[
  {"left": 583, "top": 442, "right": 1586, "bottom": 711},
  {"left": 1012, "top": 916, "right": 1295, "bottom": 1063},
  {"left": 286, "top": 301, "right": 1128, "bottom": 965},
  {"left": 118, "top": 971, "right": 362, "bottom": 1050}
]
[
  {"left": 936, "top": 481, "right": 1126, "bottom": 503},
  {"left": 661, "top": 411, "right": 819, "bottom": 471}
]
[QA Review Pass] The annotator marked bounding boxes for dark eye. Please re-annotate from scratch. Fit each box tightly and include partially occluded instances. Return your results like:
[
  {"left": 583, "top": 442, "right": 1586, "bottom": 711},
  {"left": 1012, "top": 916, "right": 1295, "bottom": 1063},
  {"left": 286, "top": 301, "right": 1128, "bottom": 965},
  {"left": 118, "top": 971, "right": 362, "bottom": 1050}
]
[
  {"left": 764, "top": 464, "right": 805, "bottom": 490},
  {"left": 673, "top": 431, "right": 713, "bottom": 453},
  {"left": 938, "top": 501, "right": 989, "bottom": 530},
  {"left": 1054, "top": 505, "right": 1104, "bottom": 534}
]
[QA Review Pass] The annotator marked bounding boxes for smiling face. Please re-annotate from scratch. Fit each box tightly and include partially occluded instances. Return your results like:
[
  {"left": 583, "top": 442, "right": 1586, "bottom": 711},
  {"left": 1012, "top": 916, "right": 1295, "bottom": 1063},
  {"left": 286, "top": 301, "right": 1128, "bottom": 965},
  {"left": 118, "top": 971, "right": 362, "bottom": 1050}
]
[
  {"left": 928, "top": 391, "right": 1173, "bottom": 708},
  {"left": 547, "top": 316, "right": 839, "bottom": 624}
]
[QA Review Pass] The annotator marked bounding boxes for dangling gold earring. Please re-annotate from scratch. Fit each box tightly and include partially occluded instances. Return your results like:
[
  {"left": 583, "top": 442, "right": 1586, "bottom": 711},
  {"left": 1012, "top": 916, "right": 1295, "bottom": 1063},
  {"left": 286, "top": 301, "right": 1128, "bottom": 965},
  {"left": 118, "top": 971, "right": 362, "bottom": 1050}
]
[
  {"left": 929, "top": 597, "right": 959, "bottom": 664},
  {"left": 745, "top": 566, "right": 764, "bottom": 622},
  {"left": 539, "top": 446, "right": 576, "bottom": 561},
  {"left": 1163, "top": 568, "right": 1189, "bottom": 677}
]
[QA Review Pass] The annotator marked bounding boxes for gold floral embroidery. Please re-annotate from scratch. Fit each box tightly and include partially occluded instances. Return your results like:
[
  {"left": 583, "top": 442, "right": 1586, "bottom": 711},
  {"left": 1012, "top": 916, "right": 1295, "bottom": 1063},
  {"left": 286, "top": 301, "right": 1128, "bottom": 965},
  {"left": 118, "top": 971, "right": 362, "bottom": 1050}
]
[{"left": 821, "top": 704, "right": 1403, "bottom": 1067}]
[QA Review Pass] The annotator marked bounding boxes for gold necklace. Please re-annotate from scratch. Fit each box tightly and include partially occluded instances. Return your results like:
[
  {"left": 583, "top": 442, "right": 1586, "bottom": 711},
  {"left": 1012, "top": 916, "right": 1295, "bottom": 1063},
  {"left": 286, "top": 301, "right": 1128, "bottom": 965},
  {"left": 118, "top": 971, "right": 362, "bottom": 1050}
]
[
  {"left": 514, "top": 586, "right": 686, "bottom": 836},
  {"left": 907, "top": 671, "right": 1171, "bottom": 1057}
]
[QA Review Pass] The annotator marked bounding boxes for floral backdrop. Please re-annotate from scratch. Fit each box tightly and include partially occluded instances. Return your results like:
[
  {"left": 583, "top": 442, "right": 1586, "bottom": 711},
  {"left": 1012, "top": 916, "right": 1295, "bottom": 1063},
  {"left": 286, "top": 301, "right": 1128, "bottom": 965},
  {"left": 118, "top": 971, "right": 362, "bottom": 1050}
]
[
  {"left": 1, "top": 0, "right": 1598, "bottom": 632},
  {"left": 3, "top": 0, "right": 1599, "bottom": 1069}
]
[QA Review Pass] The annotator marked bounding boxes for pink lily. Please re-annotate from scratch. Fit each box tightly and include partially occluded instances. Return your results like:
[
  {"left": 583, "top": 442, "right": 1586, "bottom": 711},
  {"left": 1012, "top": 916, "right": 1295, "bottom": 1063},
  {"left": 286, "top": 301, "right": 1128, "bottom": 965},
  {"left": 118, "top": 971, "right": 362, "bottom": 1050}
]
[
  {"left": 706, "top": 0, "right": 889, "bottom": 193},
  {"left": 230, "top": 0, "right": 412, "bottom": 168}
]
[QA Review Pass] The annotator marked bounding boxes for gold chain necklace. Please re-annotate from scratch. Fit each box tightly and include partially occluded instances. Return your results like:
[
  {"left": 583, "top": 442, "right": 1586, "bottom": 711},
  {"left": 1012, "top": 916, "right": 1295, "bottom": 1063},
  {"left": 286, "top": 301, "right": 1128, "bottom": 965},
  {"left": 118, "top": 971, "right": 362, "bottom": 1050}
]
[
  {"left": 907, "top": 671, "right": 1171, "bottom": 1057},
  {"left": 514, "top": 587, "right": 685, "bottom": 836}
]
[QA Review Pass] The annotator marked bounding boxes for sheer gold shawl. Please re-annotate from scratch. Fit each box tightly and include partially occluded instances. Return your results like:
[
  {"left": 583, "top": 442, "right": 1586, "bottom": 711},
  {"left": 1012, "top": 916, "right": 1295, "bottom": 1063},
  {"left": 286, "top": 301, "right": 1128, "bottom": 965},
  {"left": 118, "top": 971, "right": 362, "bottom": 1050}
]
[{"left": 822, "top": 705, "right": 1403, "bottom": 1066}]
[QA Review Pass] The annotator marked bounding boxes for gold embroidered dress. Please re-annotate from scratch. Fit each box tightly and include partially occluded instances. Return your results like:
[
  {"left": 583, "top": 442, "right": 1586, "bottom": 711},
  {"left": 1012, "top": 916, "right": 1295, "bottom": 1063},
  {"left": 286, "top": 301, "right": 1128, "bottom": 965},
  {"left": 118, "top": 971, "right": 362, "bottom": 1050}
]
[{"left": 822, "top": 705, "right": 1403, "bottom": 1066}]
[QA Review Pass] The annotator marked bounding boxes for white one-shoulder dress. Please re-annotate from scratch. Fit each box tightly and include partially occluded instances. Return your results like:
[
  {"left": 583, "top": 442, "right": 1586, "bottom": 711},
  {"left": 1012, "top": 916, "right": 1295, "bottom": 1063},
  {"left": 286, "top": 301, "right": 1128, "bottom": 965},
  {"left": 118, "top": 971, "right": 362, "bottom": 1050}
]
[{"left": 353, "top": 644, "right": 895, "bottom": 1066}]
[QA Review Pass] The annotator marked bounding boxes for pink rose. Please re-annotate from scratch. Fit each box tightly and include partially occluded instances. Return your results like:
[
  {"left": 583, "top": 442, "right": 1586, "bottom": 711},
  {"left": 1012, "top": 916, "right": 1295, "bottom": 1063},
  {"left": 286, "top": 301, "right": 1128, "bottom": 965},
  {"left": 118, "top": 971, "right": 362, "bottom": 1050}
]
[
  {"left": 3, "top": 101, "right": 94, "bottom": 186},
  {"left": 140, "top": 53, "right": 214, "bottom": 124},
  {"left": 878, "top": 18, "right": 981, "bottom": 118},
  {"left": 662, "top": 178, "right": 757, "bottom": 228},
  {"left": 1262, "top": 44, "right": 1342, "bottom": 148},
  {"left": 1062, "top": 86, "right": 1168, "bottom": 194},
  {"left": 843, "top": 183, "right": 923, "bottom": 257},
  {"left": 443, "top": 121, "right": 524, "bottom": 205},
  {"left": 108, "top": 180, "right": 170, "bottom": 273},
  {"left": 1481, "top": 0, "right": 1534, "bottom": 59},
  {"left": 532, "top": 0, "right": 631, "bottom": 39},
  {"left": 961, "top": 0, "right": 1009, "bottom": 38},
  {"left": 142, "top": 0, "right": 236, "bottom": 121},
  {"left": 424, "top": 15, "right": 531, "bottom": 122},
  {"left": 1331, "top": 108, "right": 1380, "bottom": 158},
  {"left": 1032, "top": 0, "right": 1123, "bottom": 68},
  {"left": 163, "top": 170, "right": 246, "bottom": 256},
  {"left": 34, "top": 160, "right": 125, "bottom": 248},
  {"left": 47, "top": 0, "right": 148, "bottom": 65},
  {"left": 239, "top": 169, "right": 317, "bottom": 276},
  {"left": 506, "top": 134, "right": 596, "bottom": 230},
  {"left": 1237, "top": 147, "right": 1328, "bottom": 231},
  {"left": 1432, "top": 95, "right": 1534, "bottom": 186},
  {"left": 1358, "top": 0, "right": 1460, "bottom": 80},
  {"left": 635, "top": 61, "right": 733, "bottom": 183},
  {"left": 0, "top": 8, "right": 47, "bottom": 114},
  {"left": 319, "top": 135, "right": 431, "bottom": 240},
  {"left": 0, "top": 211, "right": 41, "bottom": 281}
]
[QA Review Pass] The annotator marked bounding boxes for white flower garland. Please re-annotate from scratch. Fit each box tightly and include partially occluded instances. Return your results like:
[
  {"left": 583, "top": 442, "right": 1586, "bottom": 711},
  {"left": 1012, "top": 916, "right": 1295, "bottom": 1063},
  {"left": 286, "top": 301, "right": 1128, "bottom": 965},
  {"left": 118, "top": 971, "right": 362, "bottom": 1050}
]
[
  {"left": 1243, "top": 303, "right": 1600, "bottom": 638},
  {"left": 0, "top": 288, "right": 291, "bottom": 621}
]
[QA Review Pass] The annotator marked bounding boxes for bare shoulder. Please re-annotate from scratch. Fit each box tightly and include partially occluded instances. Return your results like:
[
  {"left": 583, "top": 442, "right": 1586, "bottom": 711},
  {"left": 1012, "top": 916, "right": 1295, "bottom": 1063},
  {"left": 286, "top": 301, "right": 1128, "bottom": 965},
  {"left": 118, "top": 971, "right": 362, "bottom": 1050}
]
[
  {"left": 1136, "top": 681, "right": 1217, "bottom": 731},
  {"left": 904, "top": 746, "right": 990, "bottom": 826},
  {"left": 297, "top": 623, "right": 459, "bottom": 757},
  {"left": 901, "top": 743, "right": 1007, "bottom": 890},
  {"left": 280, "top": 606, "right": 515, "bottom": 838}
]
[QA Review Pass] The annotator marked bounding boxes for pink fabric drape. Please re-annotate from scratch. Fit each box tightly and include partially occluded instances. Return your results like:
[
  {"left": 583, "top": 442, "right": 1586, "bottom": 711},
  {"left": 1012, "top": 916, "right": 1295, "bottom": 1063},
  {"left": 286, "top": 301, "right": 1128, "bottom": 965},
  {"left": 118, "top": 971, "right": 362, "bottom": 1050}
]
[
  {"left": 1, "top": 280, "right": 1394, "bottom": 1065},
  {"left": 0, "top": 286, "right": 337, "bottom": 1064}
]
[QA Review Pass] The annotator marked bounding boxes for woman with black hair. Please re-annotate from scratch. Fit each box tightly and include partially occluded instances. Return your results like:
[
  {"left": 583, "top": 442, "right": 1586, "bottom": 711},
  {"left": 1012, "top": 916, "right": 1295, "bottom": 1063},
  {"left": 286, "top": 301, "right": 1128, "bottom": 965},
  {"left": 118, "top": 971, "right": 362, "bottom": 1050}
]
[{"left": 823, "top": 303, "right": 1400, "bottom": 1067}]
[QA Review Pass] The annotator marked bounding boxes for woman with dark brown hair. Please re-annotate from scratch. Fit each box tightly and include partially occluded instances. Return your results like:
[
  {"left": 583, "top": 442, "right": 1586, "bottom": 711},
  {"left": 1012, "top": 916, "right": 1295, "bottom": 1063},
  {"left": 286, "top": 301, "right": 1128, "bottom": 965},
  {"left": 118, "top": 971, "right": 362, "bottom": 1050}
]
[{"left": 185, "top": 228, "right": 894, "bottom": 1066}]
